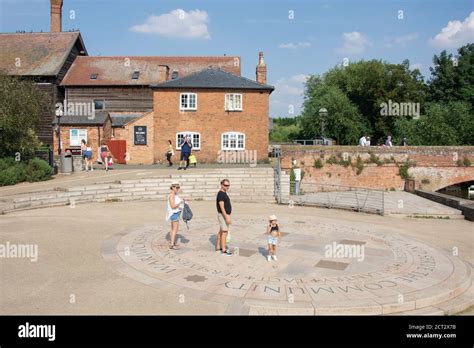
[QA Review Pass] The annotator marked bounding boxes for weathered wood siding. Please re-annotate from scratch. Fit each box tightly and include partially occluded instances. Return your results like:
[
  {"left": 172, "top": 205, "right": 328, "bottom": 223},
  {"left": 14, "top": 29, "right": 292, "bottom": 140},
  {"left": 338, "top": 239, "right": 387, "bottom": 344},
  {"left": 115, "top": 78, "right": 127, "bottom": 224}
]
[{"left": 65, "top": 86, "right": 153, "bottom": 112}]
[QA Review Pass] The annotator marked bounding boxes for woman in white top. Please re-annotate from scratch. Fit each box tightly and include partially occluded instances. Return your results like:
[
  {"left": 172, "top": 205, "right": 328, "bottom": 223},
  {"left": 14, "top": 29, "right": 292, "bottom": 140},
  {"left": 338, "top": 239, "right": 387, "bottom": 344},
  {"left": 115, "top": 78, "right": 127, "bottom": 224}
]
[{"left": 167, "top": 181, "right": 184, "bottom": 249}]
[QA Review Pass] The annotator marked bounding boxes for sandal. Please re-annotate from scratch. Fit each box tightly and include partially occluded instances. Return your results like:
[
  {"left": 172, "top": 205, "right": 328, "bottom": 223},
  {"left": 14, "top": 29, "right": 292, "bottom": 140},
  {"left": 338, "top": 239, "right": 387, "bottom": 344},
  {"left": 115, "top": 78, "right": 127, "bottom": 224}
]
[{"left": 169, "top": 244, "right": 180, "bottom": 250}]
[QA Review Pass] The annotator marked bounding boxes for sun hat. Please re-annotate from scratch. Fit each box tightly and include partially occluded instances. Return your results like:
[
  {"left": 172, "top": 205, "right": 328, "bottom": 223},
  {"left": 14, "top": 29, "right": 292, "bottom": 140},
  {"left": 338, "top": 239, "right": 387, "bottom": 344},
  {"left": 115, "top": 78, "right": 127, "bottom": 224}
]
[
  {"left": 269, "top": 215, "right": 277, "bottom": 221},
  {"left": 170, "top": 181, "right": 180, "bottom": 188}
]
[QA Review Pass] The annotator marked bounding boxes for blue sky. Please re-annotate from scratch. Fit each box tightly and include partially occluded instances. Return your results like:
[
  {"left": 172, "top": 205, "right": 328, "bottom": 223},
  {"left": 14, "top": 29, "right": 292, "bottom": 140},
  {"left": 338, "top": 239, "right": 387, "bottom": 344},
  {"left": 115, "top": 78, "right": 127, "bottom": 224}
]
[{"left": 1, "top": 0, "right": 473, "bottom": 117}]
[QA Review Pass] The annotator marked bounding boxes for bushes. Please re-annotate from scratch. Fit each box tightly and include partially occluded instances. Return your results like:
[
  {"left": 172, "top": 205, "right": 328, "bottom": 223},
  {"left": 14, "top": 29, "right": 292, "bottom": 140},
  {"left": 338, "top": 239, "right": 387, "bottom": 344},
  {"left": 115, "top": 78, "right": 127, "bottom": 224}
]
[
  {"left": 0, "top": 157, "right": 52, "bottom": 186},
  {"left": 25, "top": 158, "right": 53, "bottom": 182}
]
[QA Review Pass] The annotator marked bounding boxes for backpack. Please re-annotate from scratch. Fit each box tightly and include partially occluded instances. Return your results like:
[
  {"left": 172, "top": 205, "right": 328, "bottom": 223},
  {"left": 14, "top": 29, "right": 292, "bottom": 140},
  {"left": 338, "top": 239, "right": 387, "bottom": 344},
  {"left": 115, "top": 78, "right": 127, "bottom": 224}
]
[{"left": 182, "top": 202, "right": 193, "bottom": 229}]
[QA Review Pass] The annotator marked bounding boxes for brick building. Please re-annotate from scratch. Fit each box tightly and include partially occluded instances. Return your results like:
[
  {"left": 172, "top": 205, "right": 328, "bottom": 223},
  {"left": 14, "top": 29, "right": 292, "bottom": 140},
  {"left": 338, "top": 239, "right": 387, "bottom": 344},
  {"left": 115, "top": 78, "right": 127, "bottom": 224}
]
[{"left": 151, "top": 66, "right": 274, "bottom": 163}]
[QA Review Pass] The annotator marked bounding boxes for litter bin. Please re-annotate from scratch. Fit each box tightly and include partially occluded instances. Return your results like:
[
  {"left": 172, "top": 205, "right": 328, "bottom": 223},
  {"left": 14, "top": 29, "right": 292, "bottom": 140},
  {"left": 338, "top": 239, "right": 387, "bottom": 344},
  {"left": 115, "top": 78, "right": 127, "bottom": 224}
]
[{"left": 60, "top": 151, "right": 73, "bottom": 173}]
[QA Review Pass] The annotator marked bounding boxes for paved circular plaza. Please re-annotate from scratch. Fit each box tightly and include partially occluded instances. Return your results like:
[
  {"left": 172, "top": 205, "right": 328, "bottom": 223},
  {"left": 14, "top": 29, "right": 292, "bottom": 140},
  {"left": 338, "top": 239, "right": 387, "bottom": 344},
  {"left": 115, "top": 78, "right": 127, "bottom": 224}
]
[
  {"left": 102, "top": 211, "right": 471, "bottom": 315},
  {"left": 1, "top": 200, "right": 472, "bottom": 315}
]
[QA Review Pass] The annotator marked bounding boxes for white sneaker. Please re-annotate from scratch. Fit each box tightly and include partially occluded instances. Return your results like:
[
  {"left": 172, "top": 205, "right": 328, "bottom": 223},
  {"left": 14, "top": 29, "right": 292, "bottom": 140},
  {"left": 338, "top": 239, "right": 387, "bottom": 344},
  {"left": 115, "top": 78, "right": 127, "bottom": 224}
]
[
  {"left": 272, "top": 255, "right": 278, "bottom": 261},
  {"left": 267, "top": 255, "right": 272, "bottom": 262}
]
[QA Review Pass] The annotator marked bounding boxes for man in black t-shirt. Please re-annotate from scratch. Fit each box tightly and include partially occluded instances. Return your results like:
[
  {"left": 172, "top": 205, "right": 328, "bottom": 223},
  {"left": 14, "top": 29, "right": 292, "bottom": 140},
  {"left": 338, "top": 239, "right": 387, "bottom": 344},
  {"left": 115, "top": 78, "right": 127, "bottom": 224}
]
[{"left": 216, "top": 179, "right": 232, "bottom": 256}]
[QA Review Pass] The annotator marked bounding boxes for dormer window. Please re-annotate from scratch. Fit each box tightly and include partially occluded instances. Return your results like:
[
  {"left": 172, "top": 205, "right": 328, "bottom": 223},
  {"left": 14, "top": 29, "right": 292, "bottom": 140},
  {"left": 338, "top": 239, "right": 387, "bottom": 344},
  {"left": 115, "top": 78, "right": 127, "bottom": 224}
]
[
  {"left": 132, "top": 71, "right": 140, "bottom": 80},
  {"left": 171, "top": 71, "right": 179, "bottom": 80},
  {"left": 90, "top": 73, "right": 97, "bottom": 80}
]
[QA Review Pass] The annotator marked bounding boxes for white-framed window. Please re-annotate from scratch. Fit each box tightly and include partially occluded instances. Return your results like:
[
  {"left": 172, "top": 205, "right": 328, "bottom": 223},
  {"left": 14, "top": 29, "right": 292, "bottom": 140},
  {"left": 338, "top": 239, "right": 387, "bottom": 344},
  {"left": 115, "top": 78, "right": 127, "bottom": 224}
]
[
  {"left": 221, "top": 132, "right": 245, "bottom": 150},
  {"left": 176, "top": 132, "right": 201, "bottom": 150},
  {"left": 180, "top": 93, "right": 197, "bottom": 110},
  {"left": 70, "top": 129, "right": 87, "bottom": 146},
  {"left": 225, "top": 93, "right": 243, "bottom": 111}
]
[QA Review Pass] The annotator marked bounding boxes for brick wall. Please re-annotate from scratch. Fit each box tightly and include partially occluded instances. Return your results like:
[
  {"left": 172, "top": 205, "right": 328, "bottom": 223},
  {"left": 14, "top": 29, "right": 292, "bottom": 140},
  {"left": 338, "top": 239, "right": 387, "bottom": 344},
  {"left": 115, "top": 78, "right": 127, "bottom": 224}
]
[
  {"left": 280, "top": 145, "right": 474, "bottom": 191},
  {"left": 153, "top": 89, "right": 270, "bottom": 163},
  {"left": 53, "top": 119, "right": 112, "bottom": 163},
  {"left": 115, "top": 112, "right": 155, "bottom": 165}
]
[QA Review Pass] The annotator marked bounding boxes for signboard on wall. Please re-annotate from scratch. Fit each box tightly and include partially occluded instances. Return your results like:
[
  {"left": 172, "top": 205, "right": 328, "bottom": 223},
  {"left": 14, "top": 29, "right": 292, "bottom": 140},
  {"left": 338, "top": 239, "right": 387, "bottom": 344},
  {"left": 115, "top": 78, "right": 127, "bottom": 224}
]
[
  {"left": 134, "top": 126, "right": 147, "bottom": 145},
  {"left": 70, "top": 129, "right": 87, "bottom": 146}
]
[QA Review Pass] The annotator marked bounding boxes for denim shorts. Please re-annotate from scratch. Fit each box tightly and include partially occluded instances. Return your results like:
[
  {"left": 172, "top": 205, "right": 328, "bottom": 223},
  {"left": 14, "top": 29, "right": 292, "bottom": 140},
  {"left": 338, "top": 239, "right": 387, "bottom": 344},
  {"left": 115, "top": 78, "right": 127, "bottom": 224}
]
[
  {"left": 268, "top": 236, "right": 278, "bottom": 245},
  {"left": 170, "top": 211, "right": 181, "bottom": 222}
]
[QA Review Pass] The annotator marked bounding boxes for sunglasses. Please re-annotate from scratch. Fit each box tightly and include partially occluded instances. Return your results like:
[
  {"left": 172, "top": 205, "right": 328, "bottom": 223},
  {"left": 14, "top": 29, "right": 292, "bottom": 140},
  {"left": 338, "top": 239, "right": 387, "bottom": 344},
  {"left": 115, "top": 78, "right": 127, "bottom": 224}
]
[
  {"left": 223, "top": 184, "right": 230, "bottom": 187},
  {"left": 172, "top": 186, "right": 180, "bottom": 189}
]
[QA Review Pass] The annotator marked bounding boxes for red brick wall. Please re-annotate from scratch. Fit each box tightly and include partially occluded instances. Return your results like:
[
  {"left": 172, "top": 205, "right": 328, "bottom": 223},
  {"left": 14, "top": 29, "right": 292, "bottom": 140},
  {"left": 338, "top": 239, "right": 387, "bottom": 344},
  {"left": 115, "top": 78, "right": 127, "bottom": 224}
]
[
  {"left": 53, "top": 120, "right": 112, "bottom": 162},
  {"left": 281, "top": 146, "right": 474, "bottom": 191},
  {"left": 113, "top": 112, "right": 155, "bottom": 164},
  {"left": 153, "top": 89, "right": 270, "bottom": 163}
]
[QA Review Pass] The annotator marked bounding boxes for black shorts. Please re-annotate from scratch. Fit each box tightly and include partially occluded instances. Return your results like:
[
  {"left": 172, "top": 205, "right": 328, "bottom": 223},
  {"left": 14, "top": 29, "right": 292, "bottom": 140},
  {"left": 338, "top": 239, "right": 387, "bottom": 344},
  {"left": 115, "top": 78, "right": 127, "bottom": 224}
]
[{"left": 181, "top": 152, "right": 190, "bottom": 161}]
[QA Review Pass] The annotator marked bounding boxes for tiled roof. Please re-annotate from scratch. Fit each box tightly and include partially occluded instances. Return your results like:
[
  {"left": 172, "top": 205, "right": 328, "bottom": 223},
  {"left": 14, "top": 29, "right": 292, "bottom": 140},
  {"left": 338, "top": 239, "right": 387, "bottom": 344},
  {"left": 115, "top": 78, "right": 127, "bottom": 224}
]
[
  {"left": 60, "top": 56, "right": 241, "bottom": 86},
  {"left": 110, "top": 112, "right": 147, "bottom": 127},
  {"left": 150, "top": 68, "right": 274, "bottom": 91},
  {"left": 0, "top": 32, "right": 86, "bottom": 76},
  {"left": 52, "top": 110, "right": 109, "bottom": 125}
]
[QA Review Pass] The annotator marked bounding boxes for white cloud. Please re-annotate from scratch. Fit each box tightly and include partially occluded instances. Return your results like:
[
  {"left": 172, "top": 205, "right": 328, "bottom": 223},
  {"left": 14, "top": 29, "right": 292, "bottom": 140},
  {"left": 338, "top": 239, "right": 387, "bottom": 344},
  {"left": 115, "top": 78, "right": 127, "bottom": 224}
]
[
  {"left": 289, "top": 74, "right": 309, "bottom": 84},
  {"left": 278, "top": 41, "right": 311, "bottom": 49},
  {"left": 130, "top": 9, "right": 211, "bottom": 40},
  {"left": 270, "top": 74, "right": 308, "bottom": 117},
  {"left": 336, "top": 31, "right": 372, "bottom": 54},
  {"left": 429, "top": 12, "right": 474, "bottom": 48},
  {"left": 385, "top": 33, "right": 419, "bottom": 48}
]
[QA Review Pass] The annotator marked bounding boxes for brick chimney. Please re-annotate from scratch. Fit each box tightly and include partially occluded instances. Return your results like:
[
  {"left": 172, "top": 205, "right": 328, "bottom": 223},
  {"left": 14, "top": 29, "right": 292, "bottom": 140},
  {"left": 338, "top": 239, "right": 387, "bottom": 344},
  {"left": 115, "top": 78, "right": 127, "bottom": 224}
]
[
  {"left": 256, "top": 51, "right": 267, "bottom": 84},
  {"left": 50, "top": 0, "right": 63, "bottom": 32}
]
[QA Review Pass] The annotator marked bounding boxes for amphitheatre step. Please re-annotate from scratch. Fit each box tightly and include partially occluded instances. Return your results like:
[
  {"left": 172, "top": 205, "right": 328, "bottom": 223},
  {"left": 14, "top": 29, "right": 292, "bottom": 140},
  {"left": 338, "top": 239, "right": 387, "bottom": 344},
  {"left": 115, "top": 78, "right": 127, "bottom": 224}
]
[{"left": 1, "top": 167, "right": 276, "bottom": 214}]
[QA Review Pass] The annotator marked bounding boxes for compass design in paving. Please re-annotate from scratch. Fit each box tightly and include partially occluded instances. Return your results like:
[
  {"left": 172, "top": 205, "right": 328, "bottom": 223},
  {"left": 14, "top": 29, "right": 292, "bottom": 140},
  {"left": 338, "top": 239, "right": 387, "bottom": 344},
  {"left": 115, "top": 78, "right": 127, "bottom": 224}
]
[{"left": 102, "top": 216, "right": 471, "bottom": 315}]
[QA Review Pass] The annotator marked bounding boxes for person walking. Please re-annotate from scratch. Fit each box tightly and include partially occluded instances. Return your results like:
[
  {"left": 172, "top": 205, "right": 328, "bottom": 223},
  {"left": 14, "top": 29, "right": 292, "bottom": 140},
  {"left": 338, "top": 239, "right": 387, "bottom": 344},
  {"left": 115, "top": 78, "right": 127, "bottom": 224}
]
[
  {"left": 100, "top": 141, "right": 110, "bottom": 171},
  {"left": 385, "top": 135, "right": 393, "bottom": 147},
  {"left": 80, "top": 139, "right": 88, "bottom": 171},
  {"left": 178, "top": 136, "right": 192, "bottom": 170},
  {"left": 359, "top": 135, "right": 367, "bottom": 147},
  {"left": 166, "top": 181, "right": 184, "bottom": 250},
  {"left": 166, "top": 140, "right": 174, "bottom": 167},
  {"left": 83, "top": 141, "right": 93, "bottom": 172},
  {"left": 266, "top": 215, "right": 281, "bottom": 262},
  {"left": 216, "top": 179, "right": 232, "bottom": 256}
]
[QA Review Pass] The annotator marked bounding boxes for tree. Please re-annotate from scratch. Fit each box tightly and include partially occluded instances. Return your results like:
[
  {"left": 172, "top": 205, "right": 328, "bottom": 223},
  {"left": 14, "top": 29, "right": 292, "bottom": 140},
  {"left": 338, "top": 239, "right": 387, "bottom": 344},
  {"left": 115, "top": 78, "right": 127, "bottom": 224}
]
[
  {"left": 322, "top": 60, "right": 426, "bottom": 143},
  {"left": 0, "top": 73, "right": 48, "bottom": 158},
  {"left": 428, "top": 43, "right": 474, "bottom": 106},
  {"left": 393, "top": 102, "right": 472, "bottom": 145},
  {"left": 298, "top": 83, "right": 368, "bottom": 145}
]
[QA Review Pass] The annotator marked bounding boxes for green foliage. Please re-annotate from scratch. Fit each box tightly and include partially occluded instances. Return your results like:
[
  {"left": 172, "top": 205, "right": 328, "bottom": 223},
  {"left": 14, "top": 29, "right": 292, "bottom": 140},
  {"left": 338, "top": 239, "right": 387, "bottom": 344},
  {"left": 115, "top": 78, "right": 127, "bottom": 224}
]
[
  {"left": 25, "top": 158, "right": 53, "bottom": 182},
  {"left": 366, "top": 154, "right": 383, "bottom": 166},
  {"left": 270, "top": 123, "right": 301, "bottom": 143},
  {"left": 457, "top": 157, "right": 472, "bottom": 167},
  {"left": 354, "top": 156, "right": 364, "bottom": 175},
  {"left": 0, "top": 157, "right": 52, "bottom": 186},
  {"left": 299, "top": 82, "right": 368, "bottom": 145},
  {"left": 428, "top": 44, "right": 474, "bottom": 106},
  {"left": 421, "top": 178, "right": 431, "bottom": 184},
  {"left": 314, "top": 158, "right": 323, "bottom": 169},
  {"left": 398, "top": 160, "right": 416, "bottom": 180},
  {"left": 298, "top": 44, "right": 473, "bottom": 146},
  {"left": 0, "top": 73, "right": 48, "bottom": 157},
  {"left": 394, "top": 102, "right": 472, "bottom": 146}
]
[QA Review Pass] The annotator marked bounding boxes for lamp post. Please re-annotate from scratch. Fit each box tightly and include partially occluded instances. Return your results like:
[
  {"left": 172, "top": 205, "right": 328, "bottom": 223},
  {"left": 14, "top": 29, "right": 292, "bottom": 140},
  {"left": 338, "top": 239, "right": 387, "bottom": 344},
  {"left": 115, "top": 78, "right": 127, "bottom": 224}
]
[
  {"left": 319, "top": 107, "right": 328, "bottom": 144},
  {"left": 55, "top": 107, "right": 63, "bottom": 155}
]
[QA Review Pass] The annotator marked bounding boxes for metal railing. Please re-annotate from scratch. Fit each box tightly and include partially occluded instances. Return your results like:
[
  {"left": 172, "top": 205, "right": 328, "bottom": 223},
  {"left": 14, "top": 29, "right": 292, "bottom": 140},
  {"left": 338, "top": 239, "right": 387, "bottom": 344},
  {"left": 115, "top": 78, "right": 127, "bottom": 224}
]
[
  {"left": 289, "top": 181, "right": 385, "bottom": 215},
  {"left": 273, "top": 148, "right": 282, "bottom": 203}
]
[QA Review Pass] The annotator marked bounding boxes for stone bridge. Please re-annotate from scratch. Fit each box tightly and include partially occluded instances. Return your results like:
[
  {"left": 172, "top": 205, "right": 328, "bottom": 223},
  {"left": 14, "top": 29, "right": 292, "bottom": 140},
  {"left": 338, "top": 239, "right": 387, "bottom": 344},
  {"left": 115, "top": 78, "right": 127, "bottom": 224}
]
[{"left": 279, "top": 145, "right": 474, "bottom": 192}]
